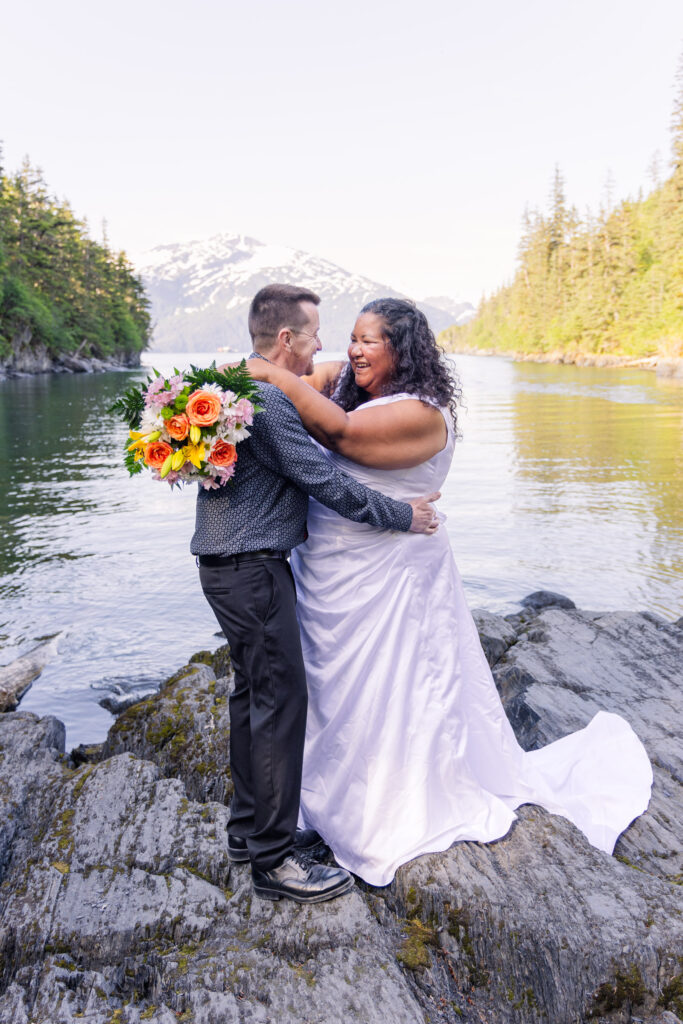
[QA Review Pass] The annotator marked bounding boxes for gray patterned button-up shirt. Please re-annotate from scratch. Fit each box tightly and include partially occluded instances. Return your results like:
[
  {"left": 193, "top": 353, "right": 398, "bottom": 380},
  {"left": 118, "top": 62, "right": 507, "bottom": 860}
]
[{"left": 190, "top": 379, "right": 413, "bottom": 556}]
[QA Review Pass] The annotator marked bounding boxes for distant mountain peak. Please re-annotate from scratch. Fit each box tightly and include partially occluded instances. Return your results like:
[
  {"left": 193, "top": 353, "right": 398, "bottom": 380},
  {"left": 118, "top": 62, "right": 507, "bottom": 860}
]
[{"left": 136, "top": 233, "right": 470, "bottom": 353}]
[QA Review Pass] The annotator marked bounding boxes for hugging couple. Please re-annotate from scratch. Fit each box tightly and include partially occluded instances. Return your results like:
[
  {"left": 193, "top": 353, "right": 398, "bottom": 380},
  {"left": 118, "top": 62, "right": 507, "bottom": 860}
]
[{"left": 192, "top": 283, "right": 652, "bottom": 904}]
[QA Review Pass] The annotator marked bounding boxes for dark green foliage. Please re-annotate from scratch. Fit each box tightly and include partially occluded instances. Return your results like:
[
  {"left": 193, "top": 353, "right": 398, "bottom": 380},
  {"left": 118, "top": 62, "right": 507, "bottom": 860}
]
[
  {"left": 0, "top": 157, "right": 150, "bottom": 362},
  {"left": 184, "top": 361, "right": 262, "bottom": 405},
  {"left": 109, "top": 361, "right": 260, "bottom": 432},
  {"left": 109, "top": 382, "right": 146, "bottom": 429}
]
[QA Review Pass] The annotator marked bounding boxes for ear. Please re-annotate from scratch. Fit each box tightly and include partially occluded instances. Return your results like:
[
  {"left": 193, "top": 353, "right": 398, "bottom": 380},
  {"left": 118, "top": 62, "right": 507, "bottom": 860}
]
[{"left": 275, "top": 326, "right": 294, "bottom": 353}]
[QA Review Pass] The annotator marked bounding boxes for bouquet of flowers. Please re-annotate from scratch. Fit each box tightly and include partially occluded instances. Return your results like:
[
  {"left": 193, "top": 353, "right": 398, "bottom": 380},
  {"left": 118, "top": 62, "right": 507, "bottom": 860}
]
[{"left": 111, "top": 362, "right": 261, "bottom": 489}]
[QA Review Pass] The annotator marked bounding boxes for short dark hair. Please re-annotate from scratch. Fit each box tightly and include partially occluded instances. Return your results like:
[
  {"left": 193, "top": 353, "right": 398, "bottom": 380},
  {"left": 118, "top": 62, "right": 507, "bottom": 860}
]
[{"left": 248, "top": 284, "right": 320, "bottom": 344}]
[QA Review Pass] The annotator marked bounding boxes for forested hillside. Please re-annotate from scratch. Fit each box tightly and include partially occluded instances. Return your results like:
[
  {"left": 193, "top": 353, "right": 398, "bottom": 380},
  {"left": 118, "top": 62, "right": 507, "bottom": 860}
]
[
  {"left": 441, "top": 67, "right": 683, "bottom": 362},
  {"left": 0, "top": 155, "right": 150, "bottom": 369}
]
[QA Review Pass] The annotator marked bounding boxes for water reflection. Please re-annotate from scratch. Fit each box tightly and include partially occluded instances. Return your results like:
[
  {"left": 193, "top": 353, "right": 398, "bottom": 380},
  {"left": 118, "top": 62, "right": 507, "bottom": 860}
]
[
  {"left": 0, "top": 353, "right": 681, "bottom": 748},
  {"left": 500, "top": 363, "right": 682, "bottom": 617}
]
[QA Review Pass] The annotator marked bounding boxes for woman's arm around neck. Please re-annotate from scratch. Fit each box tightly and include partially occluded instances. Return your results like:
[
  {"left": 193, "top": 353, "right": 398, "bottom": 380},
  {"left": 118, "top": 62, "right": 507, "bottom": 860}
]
[{"left": 246, "top": 359, "right": 447, "bottom": 469}]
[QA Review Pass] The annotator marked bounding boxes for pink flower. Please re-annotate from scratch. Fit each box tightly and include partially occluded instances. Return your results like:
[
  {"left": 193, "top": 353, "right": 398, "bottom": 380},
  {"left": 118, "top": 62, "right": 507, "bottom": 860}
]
[
  {"left": 144, "top": 373, "right": 189, "bottom": 409},
  {"left": 233, "top": 399, "right": 254, "bottom": 425}
]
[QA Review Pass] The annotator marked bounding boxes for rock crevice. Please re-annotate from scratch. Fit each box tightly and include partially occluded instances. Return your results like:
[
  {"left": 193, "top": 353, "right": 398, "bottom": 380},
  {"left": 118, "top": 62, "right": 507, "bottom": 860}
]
[{"left": 0, "top": 598, "right": 681, "bottom": 1023}]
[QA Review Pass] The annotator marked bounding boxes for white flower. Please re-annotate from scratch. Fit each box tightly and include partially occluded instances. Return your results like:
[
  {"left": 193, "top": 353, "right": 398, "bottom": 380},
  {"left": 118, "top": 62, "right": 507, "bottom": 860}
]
[
  {"left": 139, "top": 408, "right": 164, "bottom": 434},
  {"left": 230, "top": 424, "right": 251, "bottom": 443}
]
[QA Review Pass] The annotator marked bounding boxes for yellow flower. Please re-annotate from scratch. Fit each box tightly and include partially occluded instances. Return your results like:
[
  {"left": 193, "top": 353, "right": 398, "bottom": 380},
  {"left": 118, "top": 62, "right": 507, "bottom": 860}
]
[
  {"left": 171, "top": 450, "right": 185, "bottom": 471},
  {"left": 127, "top": 437, "right": 147, "bottom": 461},
  {"left": 127, "top": 429, "right": 161, "bottom": 461},
  {"left": 189, "top": 424, "right": 202, "bottom": 444},
  {"left": 182, "top": 441, "right": 206, "bottom": 469}
]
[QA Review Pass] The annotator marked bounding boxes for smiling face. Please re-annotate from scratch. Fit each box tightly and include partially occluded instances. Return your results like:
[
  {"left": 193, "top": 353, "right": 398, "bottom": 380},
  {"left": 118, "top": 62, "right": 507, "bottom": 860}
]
[
  {"left": 347, "top": 313, "right": 396, "bottom": 398},
  {"left": 287, "top": 301, "right": 322, "bottom": 376}
]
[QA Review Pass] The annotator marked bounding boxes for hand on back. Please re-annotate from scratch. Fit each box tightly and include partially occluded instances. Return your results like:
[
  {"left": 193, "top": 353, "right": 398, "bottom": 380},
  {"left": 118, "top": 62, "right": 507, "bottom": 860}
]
[{"left": 408, "top": 492, "right": 441, "bottom": 534}]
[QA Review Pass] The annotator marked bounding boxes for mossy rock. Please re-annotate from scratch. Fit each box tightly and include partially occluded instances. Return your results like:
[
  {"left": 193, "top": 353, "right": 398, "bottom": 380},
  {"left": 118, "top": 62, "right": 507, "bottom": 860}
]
[{"left": 101, "top": 662, "right": 233, "bottom": 806}]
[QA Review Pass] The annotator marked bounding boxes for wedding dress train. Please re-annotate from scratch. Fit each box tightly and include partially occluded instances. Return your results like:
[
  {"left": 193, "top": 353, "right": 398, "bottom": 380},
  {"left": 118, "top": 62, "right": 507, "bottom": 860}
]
[{"left": 292, "top": 395, "right": 653, "bottom": 886}]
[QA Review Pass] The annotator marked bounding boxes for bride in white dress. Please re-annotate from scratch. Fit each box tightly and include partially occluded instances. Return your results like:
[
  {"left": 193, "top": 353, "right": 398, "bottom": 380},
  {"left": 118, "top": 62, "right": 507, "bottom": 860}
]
[{"left": 247, "top": 298, "right": 652, "bottom": 886}]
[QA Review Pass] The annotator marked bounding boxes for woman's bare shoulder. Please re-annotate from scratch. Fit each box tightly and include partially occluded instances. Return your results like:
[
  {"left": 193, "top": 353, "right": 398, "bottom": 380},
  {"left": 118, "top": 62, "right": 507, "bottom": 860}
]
[{"left": 301, "top": 360, "right": 346, "bottom": 394}]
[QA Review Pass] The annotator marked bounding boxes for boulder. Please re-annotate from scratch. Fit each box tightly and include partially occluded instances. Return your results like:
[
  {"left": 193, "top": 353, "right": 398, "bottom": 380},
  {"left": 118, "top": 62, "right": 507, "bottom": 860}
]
[
  {"left": 492, "top": 607, "right": 683, "bottom": 882},
  {"left": 471, "top": 608, "right": 518, "bottom": 667},
  {"left": 0, "top": 607, "right": 681, "bottom": 1024},
  {"left": 520, "top": 590, "right": 577, "bottom": 611},
  {"left": 101, "top": 648, "right": 233, "bottom": 806},
  {"left": 0, "top": 713, "right": 425, "bottom": 1024}
]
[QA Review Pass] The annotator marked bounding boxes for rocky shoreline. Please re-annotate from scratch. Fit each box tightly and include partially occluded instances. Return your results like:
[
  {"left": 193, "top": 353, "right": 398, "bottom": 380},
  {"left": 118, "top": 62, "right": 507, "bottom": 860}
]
[
  {"left": 0, "top": 593, "right": 681, "bottom": 1024},
  {"left": 0, "top": 330, "right": 142, "bottom": 380},
  {"left": 442, "top": 344, "right": 683, "bottom": 380}
]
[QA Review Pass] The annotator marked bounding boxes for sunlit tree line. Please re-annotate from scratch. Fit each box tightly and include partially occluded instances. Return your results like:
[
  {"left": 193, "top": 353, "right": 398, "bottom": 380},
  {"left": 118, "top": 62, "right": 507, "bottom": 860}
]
[
  {"left": 0, "top": 154, "right": 150, "bottom": 362},
  {"left": 441, "top": 62, "right": 683, "bottom": 360}
]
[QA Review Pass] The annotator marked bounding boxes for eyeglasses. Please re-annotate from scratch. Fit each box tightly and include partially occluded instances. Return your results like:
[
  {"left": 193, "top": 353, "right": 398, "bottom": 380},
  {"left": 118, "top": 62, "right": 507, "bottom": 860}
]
[{"left": 287, "top": 327, "right": 321, "bottom": 342}]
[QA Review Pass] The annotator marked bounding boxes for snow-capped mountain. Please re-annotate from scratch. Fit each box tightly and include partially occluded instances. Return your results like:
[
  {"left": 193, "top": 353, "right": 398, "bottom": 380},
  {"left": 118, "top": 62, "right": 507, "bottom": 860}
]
[
  {"left": 423, "top": 295, "right": 476, "bottom": 326},
  {"left": 136, "top": 233, "right": 471, "bottom": 353}
]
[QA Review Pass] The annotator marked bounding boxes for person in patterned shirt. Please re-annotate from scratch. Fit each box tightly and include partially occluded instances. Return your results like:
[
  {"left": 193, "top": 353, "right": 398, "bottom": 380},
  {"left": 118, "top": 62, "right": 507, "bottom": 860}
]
[{"left": 193, "top": 284, "right": 439, "bottom": 904}]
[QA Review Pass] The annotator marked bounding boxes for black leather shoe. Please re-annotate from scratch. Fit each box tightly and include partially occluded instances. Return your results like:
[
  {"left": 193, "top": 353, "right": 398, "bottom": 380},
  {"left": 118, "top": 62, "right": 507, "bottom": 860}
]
[
  {"left": 293, "top": 828, "right": 324, "bottom": 851},
  {"left": 252, "top": 856, "right": 354, "bottom": 904},
  {"left": 227, "top": 835, "right": 250, "bottom": 863}
]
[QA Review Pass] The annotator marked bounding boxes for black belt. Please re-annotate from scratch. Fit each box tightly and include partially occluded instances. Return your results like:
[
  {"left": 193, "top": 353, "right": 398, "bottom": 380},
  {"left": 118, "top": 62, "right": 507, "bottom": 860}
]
[{"left": 198, "top": 549, "right": 289, "bottom": 567}]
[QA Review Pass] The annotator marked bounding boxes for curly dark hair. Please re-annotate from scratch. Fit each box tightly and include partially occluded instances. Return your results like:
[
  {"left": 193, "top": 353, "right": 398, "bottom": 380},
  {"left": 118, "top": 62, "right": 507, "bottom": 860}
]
[{"left": 334, "top": 298, "right": 461, "bottom": 426}]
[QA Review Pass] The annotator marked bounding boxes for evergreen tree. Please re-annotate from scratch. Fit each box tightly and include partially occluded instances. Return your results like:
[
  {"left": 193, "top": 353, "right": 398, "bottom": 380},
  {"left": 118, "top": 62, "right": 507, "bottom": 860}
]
[
  {"left": 441, "top": 61, "right": 683, "bottom": 362},
  {"left": 0, "top": 155, "right": 150, "bottom": 362}
]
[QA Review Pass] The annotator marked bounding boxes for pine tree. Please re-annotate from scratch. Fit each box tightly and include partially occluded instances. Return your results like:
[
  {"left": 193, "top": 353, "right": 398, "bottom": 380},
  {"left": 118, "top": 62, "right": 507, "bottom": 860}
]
[
  {"left": 439, "top": 57, "right": 683, "bottom": 362},
  {"left": 0, "top": 157, "right": 151, "bottom": 362}
]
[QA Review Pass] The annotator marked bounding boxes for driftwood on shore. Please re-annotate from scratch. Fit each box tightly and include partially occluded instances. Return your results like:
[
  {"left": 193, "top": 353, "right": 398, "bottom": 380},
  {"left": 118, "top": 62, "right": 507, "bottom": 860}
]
[
  {"left": 0, "top": 633, "right": 64, "bottom": 712},
  {"left": 0, "top": 597, "right": 681, "bottom": 1024}
]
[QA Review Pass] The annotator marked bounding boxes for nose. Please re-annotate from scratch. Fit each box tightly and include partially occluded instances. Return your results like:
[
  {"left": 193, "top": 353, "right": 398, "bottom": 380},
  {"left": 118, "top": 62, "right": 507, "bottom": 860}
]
[{"left": 316, "top": 334, "right": 322, "bottom": 352}]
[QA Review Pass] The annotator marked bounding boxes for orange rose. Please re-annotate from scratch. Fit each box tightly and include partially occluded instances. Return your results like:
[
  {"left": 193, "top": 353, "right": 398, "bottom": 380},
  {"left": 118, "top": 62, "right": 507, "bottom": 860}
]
[
  {"left": 208, "top": 439, "right": 238, "bottom": 468},
  {"left": 144, "top": 441, "right": 173, "bottom": 468},
  {"left": 166, "top": 413, "right": 190, "bottom": 441},
  {"left": 186, "top": 389, "right": 222, "bottom": 427}
]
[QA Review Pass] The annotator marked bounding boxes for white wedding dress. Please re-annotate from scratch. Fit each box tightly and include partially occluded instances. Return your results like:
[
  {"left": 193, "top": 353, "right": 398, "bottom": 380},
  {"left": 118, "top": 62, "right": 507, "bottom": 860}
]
[{"left": 292, "top": 394, "right": 653, "bottom": 886}]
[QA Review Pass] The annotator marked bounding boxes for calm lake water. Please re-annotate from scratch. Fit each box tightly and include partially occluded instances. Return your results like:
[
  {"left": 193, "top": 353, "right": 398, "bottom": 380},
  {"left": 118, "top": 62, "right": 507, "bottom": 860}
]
[{"left": 1, "top": 351, "right": 681, "bottom": 749}]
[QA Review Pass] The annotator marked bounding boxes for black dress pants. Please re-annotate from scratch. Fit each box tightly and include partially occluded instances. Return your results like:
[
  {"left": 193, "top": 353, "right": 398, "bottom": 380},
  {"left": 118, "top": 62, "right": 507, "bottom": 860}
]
[{"left": 199, "top": 555, "right": 307, "bottom": 871}]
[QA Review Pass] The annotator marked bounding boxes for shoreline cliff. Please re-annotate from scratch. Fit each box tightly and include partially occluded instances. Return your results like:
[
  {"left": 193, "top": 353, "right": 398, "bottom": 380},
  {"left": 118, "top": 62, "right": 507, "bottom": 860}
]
[
  {"left": 439, "top": 340, "right": 683, "bottom": 381},
  {"left": 0, "top": 327, "right": 143, "bottom": 380}
]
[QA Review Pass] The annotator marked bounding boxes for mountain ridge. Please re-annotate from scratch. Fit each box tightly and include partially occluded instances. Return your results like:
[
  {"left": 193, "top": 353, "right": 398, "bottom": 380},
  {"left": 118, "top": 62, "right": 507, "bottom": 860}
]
[{"left": 136, "top": 233, "right": 474, "bottom": 352}]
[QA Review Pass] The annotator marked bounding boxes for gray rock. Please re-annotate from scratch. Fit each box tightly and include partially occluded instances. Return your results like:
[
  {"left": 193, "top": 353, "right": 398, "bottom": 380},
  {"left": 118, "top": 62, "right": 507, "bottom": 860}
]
[
  {"left": 492, "top": 607, "right": 683, "bottom": 882},
  {"left": 0, "top": 324, "right": 142, "bottom": 378},
  {"left": 0, "top": 712, "right": 426, "bottom": 1024},
  {"left": 391, "top": 804, "right": 683, "bottom": 1024},
  {"left": 0, "top": 607, "right": 681, "bottom": 1024},
  {"left": 471, "top": 608, "right": 518, "bottom": 667},
  {"left": 0, "top": 633, "right": 64, "bottom": 711},
  {"left": 520, "top": 590, "right": 577, "bottom": 610},
  {"left": 0, "top": 711, "right": 66, "bottom": 876},
  {"left": 101, "top": 652, "right": 233, "bottom": 806}
]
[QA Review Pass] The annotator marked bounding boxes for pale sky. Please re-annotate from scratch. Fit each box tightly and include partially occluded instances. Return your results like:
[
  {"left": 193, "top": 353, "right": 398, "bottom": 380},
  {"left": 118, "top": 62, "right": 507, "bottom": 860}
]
[{"left": 2, "top": 0, "right": 682, "bottom": 303}]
